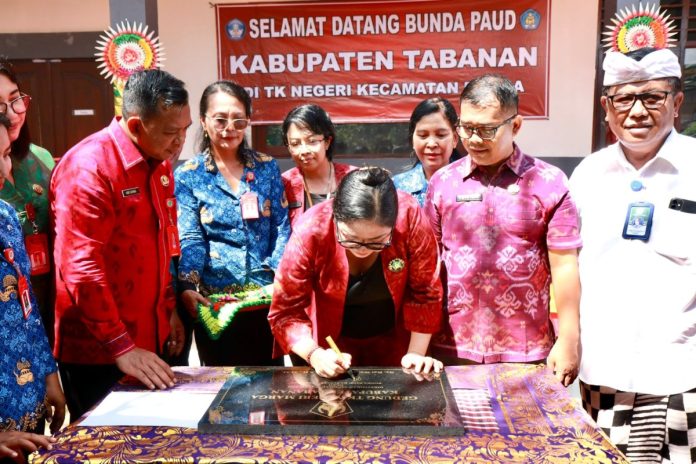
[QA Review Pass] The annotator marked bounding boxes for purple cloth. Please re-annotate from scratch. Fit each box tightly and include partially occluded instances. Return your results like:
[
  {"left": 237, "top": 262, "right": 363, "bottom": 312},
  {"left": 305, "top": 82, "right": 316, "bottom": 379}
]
[{"left": 33, "top": 365, "right": 627, "bottom": 463}]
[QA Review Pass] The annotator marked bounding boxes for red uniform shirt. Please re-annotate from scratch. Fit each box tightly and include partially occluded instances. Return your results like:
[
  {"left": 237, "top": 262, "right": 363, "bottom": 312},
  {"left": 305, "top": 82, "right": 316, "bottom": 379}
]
[
  {"left": 281, "top": 163, "right": 356, "bottom": 229},
  {"left": 268, "top": 191, "right": 442, "bottom": 358},
  {"left": 51, "top": 118, "right": 177, "bottom": 364}
]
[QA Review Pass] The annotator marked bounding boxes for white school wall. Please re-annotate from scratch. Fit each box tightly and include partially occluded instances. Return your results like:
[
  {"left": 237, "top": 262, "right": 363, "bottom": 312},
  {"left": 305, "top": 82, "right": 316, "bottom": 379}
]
[{"left": 0, "top": 0, "right": 600, "bottom": 159}]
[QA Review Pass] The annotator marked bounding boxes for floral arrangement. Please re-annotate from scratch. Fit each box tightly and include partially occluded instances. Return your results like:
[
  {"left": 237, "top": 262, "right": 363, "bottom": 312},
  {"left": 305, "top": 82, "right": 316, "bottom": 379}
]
[
  {"left": 198, "top": 284, "right": 273, "bottom": 340},
  {"left": 95, "top": 21, "right": 165, "bottom": 115},
  {"left": 603, "top": 3, "right": 676, "bottom": 53}
]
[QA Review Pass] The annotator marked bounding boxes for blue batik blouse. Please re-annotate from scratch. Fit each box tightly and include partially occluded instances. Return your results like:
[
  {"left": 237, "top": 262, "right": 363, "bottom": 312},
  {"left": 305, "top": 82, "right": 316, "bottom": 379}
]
[
  {"left": 0, "top": 199, "right": 56, "bottom": 432},
  {"left": 175, "top": 149, "right": 290, "bottom": 294},
  {"left": 392, "top": 162, "right": 429, "bottom": 207}
]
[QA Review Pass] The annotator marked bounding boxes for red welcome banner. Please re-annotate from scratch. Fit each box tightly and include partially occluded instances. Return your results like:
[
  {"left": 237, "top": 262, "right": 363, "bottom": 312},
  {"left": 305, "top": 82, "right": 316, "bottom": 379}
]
[{"left": 216, "top": 0, "right": 550, "bottom": 124}]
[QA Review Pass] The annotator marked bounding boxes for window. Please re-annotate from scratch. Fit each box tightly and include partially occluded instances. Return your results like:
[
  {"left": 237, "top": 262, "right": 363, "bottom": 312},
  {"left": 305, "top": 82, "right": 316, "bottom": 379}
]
[{"left": 253, "top": 123, "right": 410, "bottom": 159}]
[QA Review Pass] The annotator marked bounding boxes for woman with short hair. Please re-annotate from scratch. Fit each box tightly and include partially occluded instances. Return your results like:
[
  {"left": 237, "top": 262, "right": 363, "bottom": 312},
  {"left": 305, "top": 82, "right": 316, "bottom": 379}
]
[
  {"left": 281, "top": 104, "right": 356, "bottom": 228},
  {"left": 392, "top": 97, "right": 460, "bottom": 206}
]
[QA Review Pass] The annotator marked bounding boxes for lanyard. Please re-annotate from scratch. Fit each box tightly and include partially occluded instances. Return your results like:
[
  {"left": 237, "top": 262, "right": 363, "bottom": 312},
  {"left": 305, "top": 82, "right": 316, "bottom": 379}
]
[
  {"left": 1, "top": 243, "right": 33, "bottom": 319},
  {"left": 25, "top": 202, "right": 39, "bottom": 234}
]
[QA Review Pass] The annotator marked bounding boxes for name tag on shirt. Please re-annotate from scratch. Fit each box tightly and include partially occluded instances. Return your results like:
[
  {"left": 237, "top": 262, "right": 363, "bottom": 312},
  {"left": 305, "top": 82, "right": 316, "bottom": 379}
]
[
  {"left": 18, "top": 275, "right": 32, "bottom": 319},
  {"left": 622, "top": 202, "right": 654, "bottom": 241},
  {"left": 122, "top": 187, "right": 140, "bottom": 198},
  {"left": 25, "top": 234, "right": 50, "bottom": 275},
  {"left": 456, "top": 193, "right": 483, "bottom": 202},
  {"left": 241, "top": 192, "right": 260, "bottom": 220}
]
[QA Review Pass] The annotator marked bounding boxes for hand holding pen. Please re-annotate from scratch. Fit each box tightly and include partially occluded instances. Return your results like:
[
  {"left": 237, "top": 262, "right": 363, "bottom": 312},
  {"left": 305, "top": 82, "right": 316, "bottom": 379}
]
[
  {"left": 307, "top": 336, "right": 353, "bottom": 379},
  {"left": 325, "top": 336, "right": 357, "bottom": 381}
]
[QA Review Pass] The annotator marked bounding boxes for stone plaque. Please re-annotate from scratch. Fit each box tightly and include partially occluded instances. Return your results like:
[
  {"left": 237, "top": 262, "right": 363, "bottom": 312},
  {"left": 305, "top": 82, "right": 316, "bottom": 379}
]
[{"left": 198, "top": 367, "right": 465, "bottom": 436}]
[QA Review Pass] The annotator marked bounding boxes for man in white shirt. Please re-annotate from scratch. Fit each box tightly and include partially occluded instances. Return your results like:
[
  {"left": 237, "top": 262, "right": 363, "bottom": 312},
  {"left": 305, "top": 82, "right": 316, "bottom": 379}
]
[{"left": 570, "top": 43, "right": 696, "bottom": 463}]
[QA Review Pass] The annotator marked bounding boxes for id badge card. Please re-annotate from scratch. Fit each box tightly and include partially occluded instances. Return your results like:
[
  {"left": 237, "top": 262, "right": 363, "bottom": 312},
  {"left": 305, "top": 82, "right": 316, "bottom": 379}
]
[
  {"left": 17, "top": 275, "right": 32, "bottom": 319},
  {"left": 24, "top": 233, "right": 50, "bottom": 275},
  {"left": 240, "top": 192, "right": 260, "bottom": 220},
  {"left": 622, "top": 202, "right": 654, "bottom": 241},
  {"left": 165, "top": 198, "right": 181, "bottom": 257},
  {"left": 167, "top": 225, "right": 181, "bottom": 257}
]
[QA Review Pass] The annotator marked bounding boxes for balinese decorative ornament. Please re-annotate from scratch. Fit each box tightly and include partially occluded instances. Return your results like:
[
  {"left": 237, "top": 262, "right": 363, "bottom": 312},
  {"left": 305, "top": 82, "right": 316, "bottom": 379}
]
[
  {"left": 603, "top": 2, "right": 676, "bottom": 53},
  {"left": 198, "top": 284, "right": 274, "bottom": 340},
  {"left": 95, "top": 21, "right": 165, "bottom": 115},
  {"left": 388, "top": 258, "right": 405, "bottom": 273}
]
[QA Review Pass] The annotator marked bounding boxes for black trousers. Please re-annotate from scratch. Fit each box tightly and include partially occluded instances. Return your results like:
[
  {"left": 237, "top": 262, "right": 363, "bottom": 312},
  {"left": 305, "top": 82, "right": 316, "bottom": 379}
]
[
  {"left": 58, "top": 363, "right": 124, "bottom": 420},
  {"left": 194, "top": 307, "right": 282, "bottom": 366}
]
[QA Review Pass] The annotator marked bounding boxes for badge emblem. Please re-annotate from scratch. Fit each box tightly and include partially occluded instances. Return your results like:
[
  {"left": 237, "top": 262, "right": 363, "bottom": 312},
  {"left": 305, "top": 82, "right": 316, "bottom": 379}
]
[
  {"left": 311, "top": 401, "right": 352, "bottom": 418},
  {"left": 388, "top": 258, "right": 405, "bottom": 273},
  {"left": 520, "top": 9, "right": 541, "bottom": 30},
  {"left": 226, "top": 19, "right": 246, "bottom": 41},
  {"left": 32, "top": 184, "right": 44, "bottom": 195},
  {"left": 160, "top": 175, "right": 170, "bottom": 187}
]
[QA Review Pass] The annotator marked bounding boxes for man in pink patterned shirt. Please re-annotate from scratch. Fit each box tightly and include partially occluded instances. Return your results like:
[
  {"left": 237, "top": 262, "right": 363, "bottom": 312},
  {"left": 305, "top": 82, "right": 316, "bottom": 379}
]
[{"left": 424, "top": 74, "right": 582, "bottom": 386}]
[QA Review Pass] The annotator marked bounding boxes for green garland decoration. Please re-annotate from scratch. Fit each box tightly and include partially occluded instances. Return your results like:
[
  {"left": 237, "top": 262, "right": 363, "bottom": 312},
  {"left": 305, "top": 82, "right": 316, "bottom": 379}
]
[{"left": 197, "top": 284, "right": 273, "bottom": 340}]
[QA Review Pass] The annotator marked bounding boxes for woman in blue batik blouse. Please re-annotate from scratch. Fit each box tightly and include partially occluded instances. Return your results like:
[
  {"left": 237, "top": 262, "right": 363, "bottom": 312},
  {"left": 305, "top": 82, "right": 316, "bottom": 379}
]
[
  {"left": 392, "top": 97, "right": 460, "bottom": 206},
  {"left": 175, "top": 81, "right": 290, "bottom": 366},
  {"left": 0, "top": 114, "right": 64, "bottom": 461}
]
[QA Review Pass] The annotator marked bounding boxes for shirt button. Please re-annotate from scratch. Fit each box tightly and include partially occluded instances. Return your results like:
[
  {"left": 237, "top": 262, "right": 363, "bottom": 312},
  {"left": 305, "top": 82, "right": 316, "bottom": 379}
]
[
  {"left": 488, "top": 208, "right": 494, "bottom": 213},
  {"left": 241, "top": 245, "right": 247, "bottom": 251}
]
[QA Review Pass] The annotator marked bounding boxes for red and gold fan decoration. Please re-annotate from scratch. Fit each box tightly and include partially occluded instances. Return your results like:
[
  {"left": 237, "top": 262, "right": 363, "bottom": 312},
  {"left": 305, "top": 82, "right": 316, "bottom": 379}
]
[
  {"left": 603, "top": 3, "right": 677, "bottom": 53},
  {"left": 95, "top": 21, "right": 165, "bottom": 115}
]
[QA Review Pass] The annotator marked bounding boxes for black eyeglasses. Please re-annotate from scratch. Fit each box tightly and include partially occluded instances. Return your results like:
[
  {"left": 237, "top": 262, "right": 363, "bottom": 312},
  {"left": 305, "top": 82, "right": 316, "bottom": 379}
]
[
  {"left": 0, "top": 94, "right": 31, "bottom": 115},
  {"left": 335, "top": 223, "right": 393, "bottom": 251},
  {"left": 205, "top": 115, "right": 250, "bottom": 132},
  {"left": 456, "top": 114, "right": 517, "bottom": 141},
  {"left": 606, "top": 91, "right": 671, "bottom": 112}
]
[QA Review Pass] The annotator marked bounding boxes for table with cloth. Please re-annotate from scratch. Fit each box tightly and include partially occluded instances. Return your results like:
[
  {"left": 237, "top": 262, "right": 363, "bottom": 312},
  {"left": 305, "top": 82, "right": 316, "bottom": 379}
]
[{"left": 32, "top": 364, "right": 627, "bottom": 463}]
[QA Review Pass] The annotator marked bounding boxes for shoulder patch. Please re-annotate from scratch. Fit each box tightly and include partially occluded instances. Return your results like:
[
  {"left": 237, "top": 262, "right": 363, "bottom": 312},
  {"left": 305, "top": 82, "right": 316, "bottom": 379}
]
[
  {"left": 180, "top": 158, "right": 199, "bottom": 172},
  {"left": 255, "top": 152, "right": 273, "bottom": 163}
]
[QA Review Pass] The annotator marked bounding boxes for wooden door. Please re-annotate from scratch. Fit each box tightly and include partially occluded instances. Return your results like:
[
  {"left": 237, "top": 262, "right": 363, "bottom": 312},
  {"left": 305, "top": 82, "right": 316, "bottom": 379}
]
[
  {"left": 12, "top": 60, "right": 53, "bottom": 151},
  {"left": 12, "top": 59, "right": 114, "bottom": 158}
]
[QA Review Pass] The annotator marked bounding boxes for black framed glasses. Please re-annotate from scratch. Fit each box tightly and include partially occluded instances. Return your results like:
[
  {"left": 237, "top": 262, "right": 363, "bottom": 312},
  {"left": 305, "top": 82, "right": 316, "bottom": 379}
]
[
  {"left": 335, "top": 223, "right": 393, "bottom": 251},
  {"left": 606, "top": 91, "right": 671, "bottom": 112},
  {"left": 0, "top": 94, "right": 31, "bottom": 115},
  {"left": 456, "top": 114, "right": 517, "bottom": 141},
  {"left": 205, "top": 115, "right": 250, "bottom": 132}
]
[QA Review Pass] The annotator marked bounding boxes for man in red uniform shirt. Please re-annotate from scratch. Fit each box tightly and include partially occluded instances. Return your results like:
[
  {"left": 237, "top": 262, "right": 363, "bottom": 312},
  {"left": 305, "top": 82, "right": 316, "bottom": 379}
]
[{"left": 51, "top": 69, "right": 192, "bottom": 418}]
